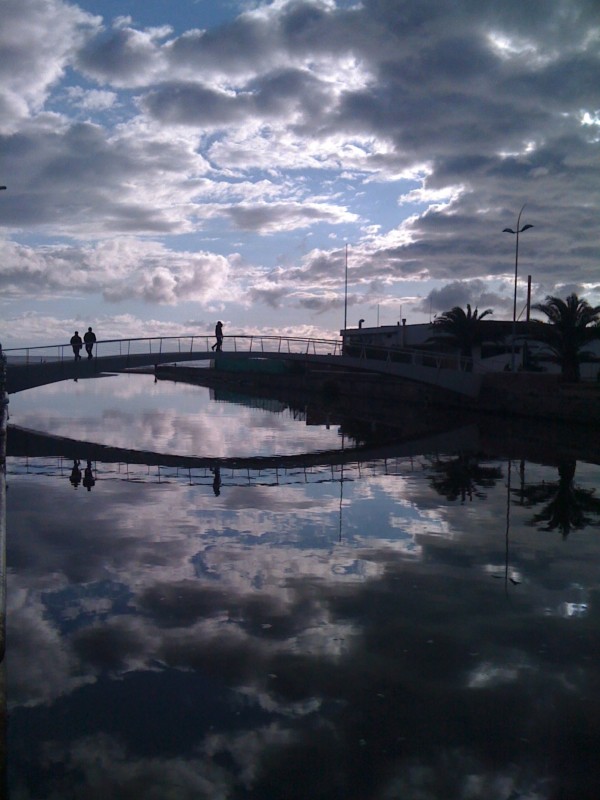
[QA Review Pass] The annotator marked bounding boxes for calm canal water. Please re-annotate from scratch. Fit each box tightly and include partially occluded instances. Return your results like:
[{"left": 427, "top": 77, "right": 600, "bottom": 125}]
[{"left": 5, "top": 374, "right": 600, "bottom": 799}]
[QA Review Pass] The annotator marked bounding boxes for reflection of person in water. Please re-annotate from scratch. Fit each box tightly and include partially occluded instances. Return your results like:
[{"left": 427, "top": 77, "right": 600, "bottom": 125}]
[
  {"left": 69, "top": 459, "right": 82, "bottom": 488},
  {"left": 212, "top": 466, "right": 222, "bottom": 496},
  {"left": 83, "top": 460, "right": 95, "bottom": 492}
]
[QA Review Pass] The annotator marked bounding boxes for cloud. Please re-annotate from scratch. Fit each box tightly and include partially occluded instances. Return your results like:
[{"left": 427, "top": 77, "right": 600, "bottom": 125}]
[
  {"left": 226, "top": 202, "right": 358, "bottom": 233},
  {"left": 418, "top": 279, "right": 506, "bottom": 315},
  {"left": 1, "top": 0, "right": 600, "bottom": 341},
  {"left": 0, "top": 239, "right": 236, "bottom": 304},
  {"left": 66, "top": 87, "right": 119, "bottom": 111},
  {"left": 76, "top": 20, "right": 170, "bottom": 86},
  {"left": 0, "top": 0, "right": 100, "bottom": 132}
]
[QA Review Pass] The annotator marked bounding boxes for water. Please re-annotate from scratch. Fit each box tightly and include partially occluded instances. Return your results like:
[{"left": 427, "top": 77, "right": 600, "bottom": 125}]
[{"left": 5, "top": 374, "right": 600, "bottom": 799}]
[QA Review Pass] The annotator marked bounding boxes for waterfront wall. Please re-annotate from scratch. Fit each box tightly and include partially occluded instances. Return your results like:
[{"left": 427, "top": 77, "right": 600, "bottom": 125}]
[
  {"left": 478, "top": 373, "right": 600, "bottom": 425},
  {"left": 0, "top": 345, "right": 6, "bottom": 660},
  {"left": 0, "top": 345, "right": 6, "bottom": 798},
  {"left": 156, "top": 362, "right": 600, "bottom": 427}
]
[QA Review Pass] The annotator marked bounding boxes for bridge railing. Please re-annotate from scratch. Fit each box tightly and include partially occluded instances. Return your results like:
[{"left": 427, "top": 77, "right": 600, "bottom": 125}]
[
  {"left": 2, "top": 335, "right": 345, "bottom": 364},
  {"left": 2, "top": 334, "right": 478, "bottom": 371}
]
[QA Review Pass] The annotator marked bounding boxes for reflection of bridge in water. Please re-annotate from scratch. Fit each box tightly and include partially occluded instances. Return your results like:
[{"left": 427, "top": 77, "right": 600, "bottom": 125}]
[
  {"left": 8, "top": 454, "right": 421, "bottom": 489},
  {"left": 7, "top": 424, "right": 480, "bottom": 488}
]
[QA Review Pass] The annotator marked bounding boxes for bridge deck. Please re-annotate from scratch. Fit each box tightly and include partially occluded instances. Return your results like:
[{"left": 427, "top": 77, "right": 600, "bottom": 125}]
[{"left": 3, "top": 335, "right": 482, "bottom": 397}]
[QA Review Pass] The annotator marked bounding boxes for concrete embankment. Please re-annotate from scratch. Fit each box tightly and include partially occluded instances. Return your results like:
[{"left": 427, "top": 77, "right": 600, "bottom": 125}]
[
  {"left": 0, "top": 348, "right": 7, "bottom": 659},
  {"left": 477, "top": 373, "right": 600, "bottom": 426},
  {"left": 155, "top": 362, "right": 600, "bottom": 427},
  {"left": 0, "top": 347, "right": 7, "bottom": 794},
  {"left": 153, "top": 363, "right": 600, "bottom": 463}
]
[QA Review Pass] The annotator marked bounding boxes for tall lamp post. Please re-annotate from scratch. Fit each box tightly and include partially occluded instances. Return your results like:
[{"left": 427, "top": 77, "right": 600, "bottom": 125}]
[
  {"left": 343, "top": 243, "right": 348, "bottom": 331},
  {"left": 503, "top": 205, "right": 533, "bottom": 372}
]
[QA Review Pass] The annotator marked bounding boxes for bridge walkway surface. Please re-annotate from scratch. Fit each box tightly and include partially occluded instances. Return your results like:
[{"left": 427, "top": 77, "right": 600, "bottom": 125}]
[{"left": 2, "top": 334, "right": 482, "bottom": 397}]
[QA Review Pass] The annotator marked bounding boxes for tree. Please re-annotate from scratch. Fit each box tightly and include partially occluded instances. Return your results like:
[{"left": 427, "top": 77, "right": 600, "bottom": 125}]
[
  {"left": 428, "top": 304, "right": 494, "bottom": 367},
  {"left": 532, "top": 293, "right": 600, "bottom": 382}
]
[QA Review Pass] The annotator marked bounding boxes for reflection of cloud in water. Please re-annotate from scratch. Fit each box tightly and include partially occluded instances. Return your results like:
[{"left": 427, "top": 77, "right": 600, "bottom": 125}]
[
  {"left": 7, "top": 441, "right": 600, "bottom": 797},
  {"left": 13, "top": 373, "right": 344, "bottom": 457},
  {"left": 29, "top": 732, "right": 235, "bottom": 799},
  {"left": 8, "top": 588, "right": 95, "bottom": 707}
]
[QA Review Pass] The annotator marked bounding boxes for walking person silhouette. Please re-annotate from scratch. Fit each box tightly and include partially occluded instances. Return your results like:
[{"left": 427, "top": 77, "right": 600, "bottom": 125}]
[
  {"left": 84, "top": 327, "right": 96, "bottom": 359},
  {"left": 70, "top": 331, "right": 83, "bottom": 360},
  {"left": 211, "top": 321, "right": 224, "bottom": 352}
]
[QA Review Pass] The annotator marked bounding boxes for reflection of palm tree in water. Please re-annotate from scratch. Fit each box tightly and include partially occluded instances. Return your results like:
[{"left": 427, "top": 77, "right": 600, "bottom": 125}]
[
  {"left": 513, "top": 459, "right": 600, "bottom": 539},
  {"left": 427, "top": 452, "right": 503, "bottom": 503}
]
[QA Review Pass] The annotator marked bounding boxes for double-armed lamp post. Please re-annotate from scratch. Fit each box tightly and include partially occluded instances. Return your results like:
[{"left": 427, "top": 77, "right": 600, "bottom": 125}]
[{"left": 503, "top": 204, "right": 533, "bottom": 372}]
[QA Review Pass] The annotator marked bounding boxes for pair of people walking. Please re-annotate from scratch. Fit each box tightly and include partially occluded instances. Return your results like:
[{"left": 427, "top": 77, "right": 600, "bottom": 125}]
[{"left": 70, "top": 327, "right": 96, "bottom": 360}]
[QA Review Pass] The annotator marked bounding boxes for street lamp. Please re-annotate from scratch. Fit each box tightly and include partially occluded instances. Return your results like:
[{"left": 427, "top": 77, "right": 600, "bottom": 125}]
[
  {"left": 343, "top": 243, "right": 348, "bottom": 331},
  {"left": 503, "top": 204, "right": 533, "bottom": 371}
]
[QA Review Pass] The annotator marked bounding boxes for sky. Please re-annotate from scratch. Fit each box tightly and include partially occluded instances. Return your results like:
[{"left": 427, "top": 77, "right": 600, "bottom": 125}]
[{"left": 1, "top": 0, "right": 599, "bottom": 349}]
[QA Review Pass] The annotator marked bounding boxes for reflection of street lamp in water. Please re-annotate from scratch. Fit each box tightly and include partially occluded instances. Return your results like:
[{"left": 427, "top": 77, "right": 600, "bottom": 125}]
[{"left": 503, "top": 205, "right": 534, "bottom": 371}]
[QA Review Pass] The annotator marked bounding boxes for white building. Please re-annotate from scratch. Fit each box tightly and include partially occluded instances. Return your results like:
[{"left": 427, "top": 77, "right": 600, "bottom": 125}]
[{"left": 341, "top": 320, "right": 600, "bottom": 380}]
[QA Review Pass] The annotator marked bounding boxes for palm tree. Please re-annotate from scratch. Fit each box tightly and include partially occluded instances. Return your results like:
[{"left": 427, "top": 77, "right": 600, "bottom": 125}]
[
  {"left": 428, "top": 305, "right": 494, "bottom": 368},
  {"left": 532, "top": 293, "right": 600, "bottom": 382}
]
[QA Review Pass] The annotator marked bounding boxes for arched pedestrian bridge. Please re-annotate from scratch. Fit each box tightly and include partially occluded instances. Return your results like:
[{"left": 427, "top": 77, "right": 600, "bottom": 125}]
[{"left": 2, "top": 334, "right": 482, "bottom": 397}]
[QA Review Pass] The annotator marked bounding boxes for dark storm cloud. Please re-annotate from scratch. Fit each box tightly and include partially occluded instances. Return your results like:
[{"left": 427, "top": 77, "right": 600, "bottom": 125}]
[
  {"left": 227, "top": 203, "right": 348, "bottom": 232},
  {"left": 77, "top": 25, "right": 162, "bottom": 84},
  {"left": 248, "top": 286, "right": 290, "bottom": 308},
  {"left": 142, "top": 68, "right": 329, "bottom": 128},
  {"left": 160, "top": 0, "right": 600, "bottom": 294},
  {"left": 164, "top": 0, "right": 360, "bottom": 76},
  {"left": 0, "top": 121, "right": 201, "bottom": 234},
  {"left": 421, "top": 281, "right": 488, "bottom": 314},
  {"left": 143, "top": 82, "right": 249, "bottom": 126}
]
